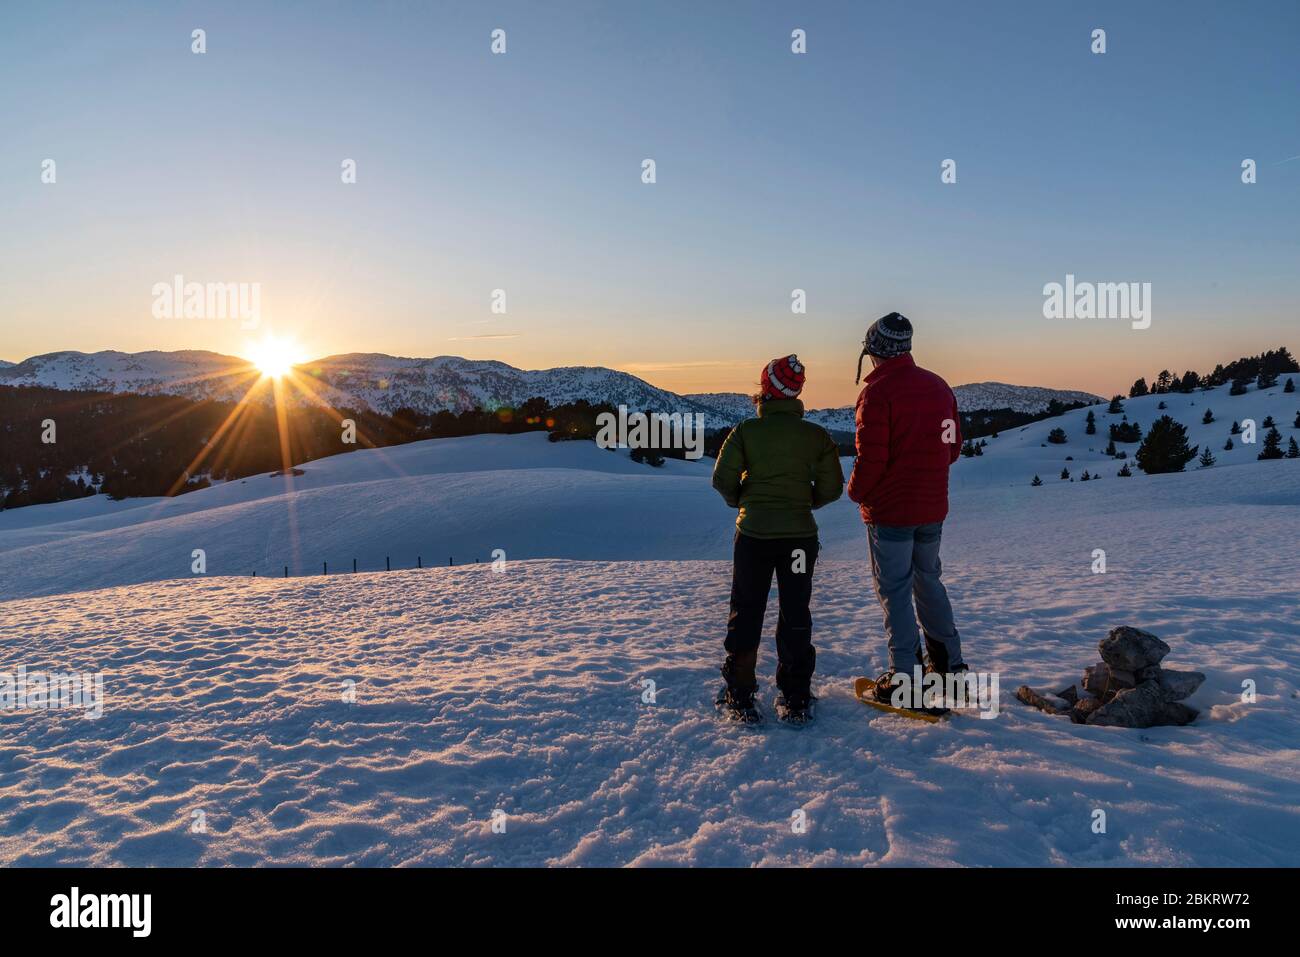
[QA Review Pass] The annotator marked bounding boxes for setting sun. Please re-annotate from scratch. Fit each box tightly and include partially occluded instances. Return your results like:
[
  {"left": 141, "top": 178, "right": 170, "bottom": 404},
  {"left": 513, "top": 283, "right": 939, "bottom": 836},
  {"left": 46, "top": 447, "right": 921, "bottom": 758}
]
[{"left": 246, "top": 335, "right": 307, "bottom": 379}]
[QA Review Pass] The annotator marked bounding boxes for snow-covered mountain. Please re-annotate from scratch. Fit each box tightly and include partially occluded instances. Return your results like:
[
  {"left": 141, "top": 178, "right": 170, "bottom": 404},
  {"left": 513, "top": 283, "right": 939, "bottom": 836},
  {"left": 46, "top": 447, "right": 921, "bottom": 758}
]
[
  {"left": 0, "top": 350, "right": 730, "bottom": 422},
  {"left": 0, "top": 350, "right": 1101, "bottom": 429},
  {"left": 681, "top": 392, "right": 761, "bottom": 426},
  {"left": 952, "top": 381, "right": 1102, "bottom": 413},
  {"left": 0, "top": 350, "right": 259, "bottom": 403},
  {"left": 297, "top": 354, "right": 721, "bottom": 419},
  {"left": 0, "top": 359, "right": 14, "bottom": 369}
]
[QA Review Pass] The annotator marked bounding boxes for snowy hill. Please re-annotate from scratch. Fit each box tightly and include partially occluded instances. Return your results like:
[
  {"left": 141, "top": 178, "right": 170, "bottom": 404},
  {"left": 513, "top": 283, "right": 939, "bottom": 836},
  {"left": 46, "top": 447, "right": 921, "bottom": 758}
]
[
  {"left": 952, "top": 381, "right": 1101, "bottom": 413},
  {"left": 950, "top": 378, "right": 1299, "bottom": 490},
  {"left": 1, "top": 431, "right": 1296, "bottom": 865},
  {"left": 1, "top": 378, "right": 1295, "bottom": 600}
]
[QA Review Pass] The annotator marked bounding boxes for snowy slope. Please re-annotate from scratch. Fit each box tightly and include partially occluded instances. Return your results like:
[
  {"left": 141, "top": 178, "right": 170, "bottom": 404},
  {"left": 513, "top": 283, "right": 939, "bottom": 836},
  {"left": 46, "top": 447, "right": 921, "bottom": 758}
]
[
  {"left": 1, "top": 460, "right": 1297, "bottom": 866},
  {"left": 0, "top": 433, "right": 723, "bottom": 595},
  {"left": 1, "top": 379, "right": 1296, "bottom": 599},
  {"left": 950, "top": 378, "right": 1299, "bottom": 490},
  {"left": 2, "top": 377, "right": 1297, "bottom": 866}
]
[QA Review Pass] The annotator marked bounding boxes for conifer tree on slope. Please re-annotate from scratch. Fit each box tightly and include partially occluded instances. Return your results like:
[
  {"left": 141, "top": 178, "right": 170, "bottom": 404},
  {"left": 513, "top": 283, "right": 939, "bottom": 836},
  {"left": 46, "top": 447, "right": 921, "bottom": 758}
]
[
  {"left": 1135, "top": 415, "right": 1198, "bottom": 474},
  {"left": 1257, "top": 426, "right": 1284, "bottom": 460}
]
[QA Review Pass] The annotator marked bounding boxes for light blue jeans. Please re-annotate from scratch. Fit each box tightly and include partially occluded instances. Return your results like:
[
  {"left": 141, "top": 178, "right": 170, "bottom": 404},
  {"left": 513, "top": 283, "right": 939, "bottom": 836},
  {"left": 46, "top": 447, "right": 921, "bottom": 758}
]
[{"left": 867, "top": 522, "right": 965, "bottom": 673}]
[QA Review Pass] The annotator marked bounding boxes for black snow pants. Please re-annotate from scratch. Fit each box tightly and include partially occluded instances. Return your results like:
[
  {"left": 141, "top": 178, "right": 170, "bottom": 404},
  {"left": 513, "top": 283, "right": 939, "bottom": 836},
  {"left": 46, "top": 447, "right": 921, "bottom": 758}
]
[{"left": 722, "top": 531, "right": 820, "bottom": 699}]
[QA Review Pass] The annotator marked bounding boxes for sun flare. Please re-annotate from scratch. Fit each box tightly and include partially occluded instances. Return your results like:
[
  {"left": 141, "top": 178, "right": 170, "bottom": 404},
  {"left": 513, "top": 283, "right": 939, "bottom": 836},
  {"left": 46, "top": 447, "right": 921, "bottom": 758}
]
[{"left": 246, "top": 336, "right": 306, "bottom": 379}]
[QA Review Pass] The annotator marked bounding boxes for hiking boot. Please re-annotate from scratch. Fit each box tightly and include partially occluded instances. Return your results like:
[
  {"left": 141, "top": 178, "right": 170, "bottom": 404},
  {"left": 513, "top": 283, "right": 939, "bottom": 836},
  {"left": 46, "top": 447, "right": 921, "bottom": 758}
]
[
  {"left": 716, "top": 684, "right": 762, "bottom": 724},
  {"left": 775, "top": 691, "right": 816, "bottom": 726},
  {"left": 872, "top": 670, "right": 949, "bottom": 716}
]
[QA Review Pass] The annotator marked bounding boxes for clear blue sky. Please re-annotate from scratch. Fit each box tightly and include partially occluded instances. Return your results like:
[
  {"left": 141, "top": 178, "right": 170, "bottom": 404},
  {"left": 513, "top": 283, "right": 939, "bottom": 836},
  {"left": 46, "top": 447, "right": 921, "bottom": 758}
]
[{"left": 1, "top": 0, "right": 1296, "bottom": 405}]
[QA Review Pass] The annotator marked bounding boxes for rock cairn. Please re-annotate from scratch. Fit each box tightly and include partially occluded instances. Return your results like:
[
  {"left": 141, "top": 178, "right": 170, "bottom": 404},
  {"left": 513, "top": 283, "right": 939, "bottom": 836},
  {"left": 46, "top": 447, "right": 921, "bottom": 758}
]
[{"left": 1016, "top": 627, "right": 1204, "bottom": 727}]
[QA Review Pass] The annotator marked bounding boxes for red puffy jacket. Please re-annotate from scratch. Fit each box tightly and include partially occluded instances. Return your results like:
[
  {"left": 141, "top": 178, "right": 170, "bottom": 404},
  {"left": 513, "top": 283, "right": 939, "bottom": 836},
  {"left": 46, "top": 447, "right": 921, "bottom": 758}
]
[{"left": 846, "top": 354, "right": 961, "bottom": 526}]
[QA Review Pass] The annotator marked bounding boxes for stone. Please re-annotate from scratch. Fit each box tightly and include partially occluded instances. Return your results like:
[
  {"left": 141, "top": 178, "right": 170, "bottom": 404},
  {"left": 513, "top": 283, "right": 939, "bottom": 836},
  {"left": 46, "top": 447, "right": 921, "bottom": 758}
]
[
  {"left": 1098, "top": 627, "right": 1170, "bottom": 673},
  {"left": 1057, "top": 684, "right": 1080, "bottom": 705},
  {"left": 1087, "top": 681, "right": 1167, "bottom": 728},
  {"left": 1070, "top": 696, "right": 1103, "bottom": 723},
  {"left": 1153, "top": 669, "right": 1206, "bottom": 702},
  {"left": 1157, "top": 702, "right": 1199, "bottom": 726},
  {"left": 1015, "top": 685, "right": 1072, "bottom": 716},
  {"left": 1136, "top": 665, "right": 1162, "bottom": 683},
  {"left": 1082, "top": 662, "right": 1136, "bottom": 701}
]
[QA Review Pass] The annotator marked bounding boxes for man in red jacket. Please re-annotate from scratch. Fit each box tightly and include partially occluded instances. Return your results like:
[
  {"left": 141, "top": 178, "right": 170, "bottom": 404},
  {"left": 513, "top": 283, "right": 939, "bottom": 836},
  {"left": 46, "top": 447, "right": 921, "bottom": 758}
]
[{"left": 846, "top": 313, "right": 967, "bottom": 702}]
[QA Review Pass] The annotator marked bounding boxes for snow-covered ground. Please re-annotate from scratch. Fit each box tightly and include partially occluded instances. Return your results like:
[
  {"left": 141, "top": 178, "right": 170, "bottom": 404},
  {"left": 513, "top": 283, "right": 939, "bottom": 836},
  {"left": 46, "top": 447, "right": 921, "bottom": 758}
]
[{"left": 1, "top": 380, "right": 1298, "bottom": 865}]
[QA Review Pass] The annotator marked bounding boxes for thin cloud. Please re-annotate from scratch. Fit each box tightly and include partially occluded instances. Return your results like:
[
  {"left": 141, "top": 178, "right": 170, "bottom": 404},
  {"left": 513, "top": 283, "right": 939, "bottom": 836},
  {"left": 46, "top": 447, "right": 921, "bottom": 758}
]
[{"left": 447, "top": 334, "right": 522, "bottom": 341}]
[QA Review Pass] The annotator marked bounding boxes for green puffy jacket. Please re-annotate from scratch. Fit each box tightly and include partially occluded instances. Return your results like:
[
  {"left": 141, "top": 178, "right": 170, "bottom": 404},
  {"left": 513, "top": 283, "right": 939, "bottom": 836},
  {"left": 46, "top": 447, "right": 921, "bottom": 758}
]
[{"left": 711, "top": 398, "right": 845, "bottom": 539}]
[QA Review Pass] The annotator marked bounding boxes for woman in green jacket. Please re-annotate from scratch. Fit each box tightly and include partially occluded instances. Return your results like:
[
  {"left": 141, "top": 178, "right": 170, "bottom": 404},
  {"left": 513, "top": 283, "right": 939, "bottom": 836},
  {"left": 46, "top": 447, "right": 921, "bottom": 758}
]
[{"left": 711, "top": 355, "right": 845, "bottom": 724}]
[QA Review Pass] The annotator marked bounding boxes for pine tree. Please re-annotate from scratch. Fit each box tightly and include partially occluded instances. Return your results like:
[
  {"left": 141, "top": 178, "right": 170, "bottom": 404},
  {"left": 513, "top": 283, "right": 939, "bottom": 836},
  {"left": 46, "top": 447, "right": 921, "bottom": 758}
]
[
  {"left": 1285, "top": 377, "right": 1296, "bottom": 394},
  {"left": 1201, "top": 408, "right": 1214, "bottom": 424},
  {"left": 1157, "top": 401, "right": 1167, "bottom": 410},
  {"left": 1257, "top": 426, "right": 1284, "bottom": 460},
  {"left": 1129, "top": 377, "right": 1149, "bottom": 398},
  {"left": 1080, "top": 470, "right": 1091, "bottom": 481},
  {"left": 1258, "top": 371, "right": 1278, "bottom": 389},
  {"left": 1060, "top": 467, "right": 1070, "bottom": 480},
  {"left": 1197, "top": 447, "right": 1215, "bottom": 468},
  {"left": 1108, "top": 395, "right": 1124, "bottom": 414},
  {"left": 1085, "top": 410, "right": 1097, "bottom": 434},
  {"left": 1287, "top": 437, "right": 1300, "bottom": 459},
  {"left": 1117, "top": 462, "right": 1132, "bottom": 477},
  {"left": 1230, "top": 420, "right": 1241, "bottom": 435},
  {"left": 1223, "top": 438, "right": 1233, "bottom": 451},
  {"left": 1135, "top": 415, "right": 1198, "bottom": 474},
  {"left": 1294, "top": 411, "right": 1300, "bottom": 429},
  {"left": 1048, "top": 427, "right": 1067, "bottom": 444},
  {"left": 1105, "top": 439, "right": 1117, "bottom": 456},
  {"left": 1262, "top": 415, "right": 1275, "bottom": 428},
  {"left": 1230, "top": 377, "right": 1249, "bottom": 396},
  {"left": 1031, "top": 474, "right": 1043, "bottom": 486}
]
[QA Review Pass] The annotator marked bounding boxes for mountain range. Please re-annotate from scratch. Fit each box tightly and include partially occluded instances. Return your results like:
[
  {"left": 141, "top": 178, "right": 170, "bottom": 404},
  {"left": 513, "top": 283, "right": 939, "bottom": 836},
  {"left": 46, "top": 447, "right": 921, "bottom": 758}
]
[{"left": 0, "top": 350, "right": 1101, "bottom": 429}]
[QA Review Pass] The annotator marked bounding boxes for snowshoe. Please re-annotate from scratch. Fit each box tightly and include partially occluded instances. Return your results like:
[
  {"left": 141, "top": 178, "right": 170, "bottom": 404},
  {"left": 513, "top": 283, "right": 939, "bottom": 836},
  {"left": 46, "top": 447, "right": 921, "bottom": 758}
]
[
  {"left": 774, "top": 692, "right": 816, "bottom": 727},
  {"left": 854, "top": 672, "right": 950, "bottom": 723},
  {"left": 715, "top": 685, "right": 763, "bottom": 725}
]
